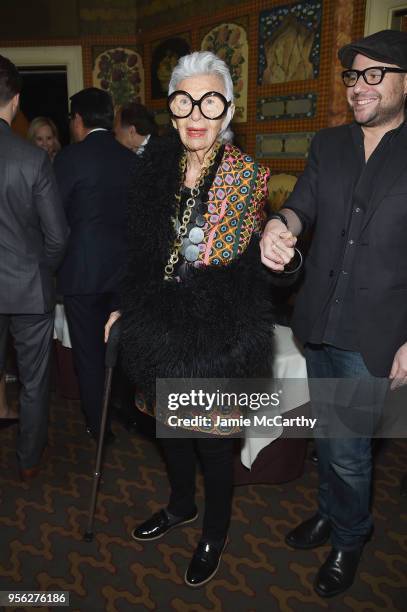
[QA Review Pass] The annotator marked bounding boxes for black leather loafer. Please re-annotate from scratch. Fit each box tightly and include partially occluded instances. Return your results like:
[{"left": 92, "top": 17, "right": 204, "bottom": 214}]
[
  {"left": 131, "top": 508, "right": 198, "bottom": 542},
  {"left": 314, "top": 547, "right": 362, "bottom": 597},
  {"left": 310, "top": 449, "right": 319, "bottom": 464},
  {"left": 285, "top": 514, "right": 331, "bottom": 549},
  {"left": 184, "top": 539, "right": 227, "bottom": 587},
  {"left": 19, "top": 465, "right": 40, "bottom": 481}
]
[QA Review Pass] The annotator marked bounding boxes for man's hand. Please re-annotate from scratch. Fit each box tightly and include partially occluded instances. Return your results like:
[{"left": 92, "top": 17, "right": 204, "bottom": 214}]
[
  {"left": 104, "top": 310, "right": 121, "bottom": 343},
  {"left": 389, "top": 341, "right": 407, "bottom": 390},
  {"left": 260, "top": 219, "right": 297, "bottom": 271}
]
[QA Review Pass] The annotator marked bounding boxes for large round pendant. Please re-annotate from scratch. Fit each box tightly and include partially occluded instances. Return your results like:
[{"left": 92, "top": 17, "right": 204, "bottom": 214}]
[
  {"left": 180, "top": 238, "right": 191, "bottom": 255},
  {"left": 185, "top": 244, "right": 200, "bottom": 262},
  {"left": 189, "top": 227, "right": 204, "bottom": 244}
]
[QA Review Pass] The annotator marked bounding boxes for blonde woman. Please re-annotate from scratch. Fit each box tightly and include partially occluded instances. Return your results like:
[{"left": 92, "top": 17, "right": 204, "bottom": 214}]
[{"left": 28, "top": 116, "right": 61, "bottom": 162}]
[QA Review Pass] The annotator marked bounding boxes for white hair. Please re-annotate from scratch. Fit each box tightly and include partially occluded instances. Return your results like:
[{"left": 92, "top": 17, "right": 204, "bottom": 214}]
[{"left": 168, "top": 51, "right": 234, "bottom": 143}]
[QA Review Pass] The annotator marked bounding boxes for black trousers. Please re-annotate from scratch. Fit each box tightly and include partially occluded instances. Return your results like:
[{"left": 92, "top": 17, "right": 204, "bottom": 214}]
[
  {"left": 159, "top": 435, "right": 235, "bottom": 543},
  {"left": 64, "top": 293, "right": 114, "bottom": 434},
  {"left": 0, "top": 312, "right": 54, "bottom": 468}
]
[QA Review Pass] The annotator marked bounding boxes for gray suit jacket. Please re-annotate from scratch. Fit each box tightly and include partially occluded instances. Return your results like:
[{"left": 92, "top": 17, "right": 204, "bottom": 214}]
[{"left": 0, "top": 119, "right": 69, "bottom": 314}]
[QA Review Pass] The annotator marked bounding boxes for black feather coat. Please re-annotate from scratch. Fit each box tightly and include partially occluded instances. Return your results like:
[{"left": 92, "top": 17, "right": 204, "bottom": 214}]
[{"left": 120, "top": 132, "right": 276, "bottom": 399}]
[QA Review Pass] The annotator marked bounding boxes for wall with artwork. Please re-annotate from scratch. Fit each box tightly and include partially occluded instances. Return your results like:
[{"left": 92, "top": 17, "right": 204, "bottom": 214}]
[
  {"left": 1, "top": 0, "right": 366, "bottom": 184},
  {"left": 138, "top": 0, "right": 366, "bottom": 183}
]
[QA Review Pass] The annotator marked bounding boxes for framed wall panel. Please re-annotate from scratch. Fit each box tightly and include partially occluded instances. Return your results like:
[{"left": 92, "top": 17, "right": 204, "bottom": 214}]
[
  {"left": 256, "top": 131, "right": 315, "bottom": 159},
  {"left": 257, "top": 93, "right": 317, "bottom": 120},
  {"left": 92, "top": 46, "right": 144, "bottom": 106},
  {"left": 258, "top": 1, "right": 323, "bottom": 85}
]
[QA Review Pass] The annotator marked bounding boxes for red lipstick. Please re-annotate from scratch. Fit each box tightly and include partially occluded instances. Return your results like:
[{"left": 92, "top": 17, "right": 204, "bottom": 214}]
[{"left": 187, "top": 128, "right": 206, "bottom": 137}]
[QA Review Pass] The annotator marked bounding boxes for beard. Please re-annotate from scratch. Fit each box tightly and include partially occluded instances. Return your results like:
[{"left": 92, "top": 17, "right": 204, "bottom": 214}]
[{"left": 351, "top": 93, "right": 406, "bottom": 128}]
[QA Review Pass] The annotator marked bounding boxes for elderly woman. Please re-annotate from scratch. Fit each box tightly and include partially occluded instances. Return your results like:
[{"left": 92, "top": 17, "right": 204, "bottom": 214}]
[
  {"left": 27, "top": 116, "right": 61, "bottom": 162},
  {"left": 105, "top": 51, "right": 295, "bottom": 587}
]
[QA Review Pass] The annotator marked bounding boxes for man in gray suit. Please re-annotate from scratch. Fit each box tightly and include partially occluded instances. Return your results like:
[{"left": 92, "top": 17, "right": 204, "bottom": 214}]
[{"left": 0, "top": 55, "right": 68, "bottom": 480}]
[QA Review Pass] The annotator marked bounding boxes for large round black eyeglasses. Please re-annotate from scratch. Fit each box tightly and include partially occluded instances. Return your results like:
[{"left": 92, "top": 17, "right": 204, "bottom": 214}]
[
  {"left": 168, "top": 90, "right": 231, "bottom": 120},
  {"left": 342, "top": 66, "right": 407, "bottom": 87}
]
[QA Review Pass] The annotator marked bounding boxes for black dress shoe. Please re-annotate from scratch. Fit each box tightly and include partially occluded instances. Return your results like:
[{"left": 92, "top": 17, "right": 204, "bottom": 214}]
[
  {"left": 285, "top": 514, "right": 331, "bottom": 549},
  {"left": 310, "top": 449, "right": 319, "bottom": 464},
  {"left": 19, "top": 465, "right": 40, "bottom": 481},
  {"left": 314, "top": 547, "right": 362, "bottom": 597},
  {"left": 131, "top": 508, "right": 198, "bottom": 542},
  {"left": 184, "top": 539, "right": 227, "bottom": 587},
  {"left": 18, "top": 445, "right": 49, "bottom": 482}
]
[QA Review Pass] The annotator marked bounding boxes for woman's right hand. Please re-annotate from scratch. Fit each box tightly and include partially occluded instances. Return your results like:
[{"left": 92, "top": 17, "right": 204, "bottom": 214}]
[{"left": 104, "top": 310, "right": 121, "bottom": 343}]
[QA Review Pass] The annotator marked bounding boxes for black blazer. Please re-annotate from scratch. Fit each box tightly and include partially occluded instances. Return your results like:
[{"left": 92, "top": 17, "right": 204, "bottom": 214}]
[
  {"left": 0, "top": 119, "right": 68, "bottom": 314},
  {"left": 54, "top": 130, "right": 135, "bottom": 296},
  {"left": 285, "top": 122, "right": 407, "bottom": 376}
]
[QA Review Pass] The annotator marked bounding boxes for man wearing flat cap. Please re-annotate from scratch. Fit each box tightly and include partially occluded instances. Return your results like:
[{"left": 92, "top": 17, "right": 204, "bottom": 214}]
[{"left": 261, "top": 30, "right": 407, "bottom": 597}]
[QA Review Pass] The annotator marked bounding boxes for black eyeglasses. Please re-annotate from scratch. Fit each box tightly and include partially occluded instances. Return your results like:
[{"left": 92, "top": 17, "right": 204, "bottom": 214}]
[
  {"left": 342, "top": 66, "right": 407, "bottom": 87},
  {"left": 167, "top": 90, "right": 231, "bottom": 120}
]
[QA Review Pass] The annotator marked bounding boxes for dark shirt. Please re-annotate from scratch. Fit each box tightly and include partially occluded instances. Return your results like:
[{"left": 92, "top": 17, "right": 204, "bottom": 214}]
[{"left": 309, "top": 120, "right": 406, "bottom": 349}]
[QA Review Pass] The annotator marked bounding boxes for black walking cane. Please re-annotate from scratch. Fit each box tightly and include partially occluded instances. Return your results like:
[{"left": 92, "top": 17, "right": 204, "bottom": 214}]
[{"left": 84, "top": 318, "right": 121, "bottom": 542}]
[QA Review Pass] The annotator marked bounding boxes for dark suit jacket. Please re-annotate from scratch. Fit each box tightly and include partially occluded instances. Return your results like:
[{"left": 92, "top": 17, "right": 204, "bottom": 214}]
[
  {"left": 54, "top": 130, "right": 135, "bottom": 297},
  {"left": 0, "top": 119, "right": 68, "bottom": 314},
  {"left": 285, "top": 122, "right": 407, "bottom": 377}
]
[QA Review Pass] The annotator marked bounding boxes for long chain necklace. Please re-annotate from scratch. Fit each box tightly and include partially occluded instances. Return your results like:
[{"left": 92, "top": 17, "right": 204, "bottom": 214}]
[{"left": 164, "top": 143, "right": 221, "bottom": 280}]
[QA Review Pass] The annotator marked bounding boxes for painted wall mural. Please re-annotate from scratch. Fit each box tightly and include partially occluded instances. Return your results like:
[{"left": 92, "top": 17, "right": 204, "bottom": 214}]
[
  {"left": 201, "top": 22, "right": 249, "bottom": 123},
  {"left": 327, "top": 0, "right": 354, "bottom": 127},
  {"left": 150, "top": 35, "right": 191, "bottom": 99},
  {"left": 80, "top": 2, "right": 138, "bottom": 36},
  {"left": 258, "top": 1, "right": 322, "bottom": 85},
  {"left": 92, "top": 46, "right": 145, "bottom": 106}
]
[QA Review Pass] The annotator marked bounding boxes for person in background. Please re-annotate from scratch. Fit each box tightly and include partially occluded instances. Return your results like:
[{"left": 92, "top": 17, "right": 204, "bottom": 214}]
[
  {"left": 54, "top": 88, "right": 134, "bottom": 443},
  {"left": 28, "top": 116, "right": 61, "bottom": 162},
  {"left": 0, "top": 55, "right": 68, "bottom": 479},
  {"left": 114, "top": 102, "right": 158, "bottom": 155},
  {"left": 261, "top": 30, "right": 407, "bottom": 598},
  {"left": 112, "top": 102, "right": 160, "bottom": 431}
]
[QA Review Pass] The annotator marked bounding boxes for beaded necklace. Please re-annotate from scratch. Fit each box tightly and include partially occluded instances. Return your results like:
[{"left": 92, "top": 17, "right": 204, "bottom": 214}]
[{"left": 164, "top": 142, "right": 221, "bottom": 280}]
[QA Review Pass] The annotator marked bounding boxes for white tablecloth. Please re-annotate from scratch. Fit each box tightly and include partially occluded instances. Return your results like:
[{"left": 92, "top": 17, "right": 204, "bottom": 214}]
[
  {"left": 240, "top": 324, "right": 310, "bottom": 469},
  {"left": 53, "top": 304, "right": 72, "bottom": 348}
]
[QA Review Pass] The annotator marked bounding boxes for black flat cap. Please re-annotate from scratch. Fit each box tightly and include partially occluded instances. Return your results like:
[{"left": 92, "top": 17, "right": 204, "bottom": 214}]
[{"left": 339, "top": 29, "right": 407, "bottom": 69}]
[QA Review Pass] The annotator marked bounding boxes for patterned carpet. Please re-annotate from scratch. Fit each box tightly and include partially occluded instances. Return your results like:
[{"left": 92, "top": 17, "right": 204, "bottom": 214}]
[{"left": 0, "top": 387, "right": 406, "bottom": 612}]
